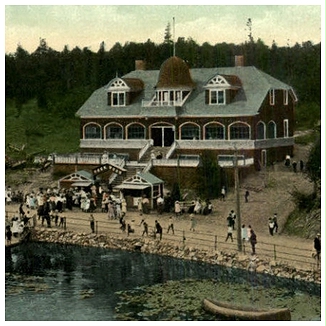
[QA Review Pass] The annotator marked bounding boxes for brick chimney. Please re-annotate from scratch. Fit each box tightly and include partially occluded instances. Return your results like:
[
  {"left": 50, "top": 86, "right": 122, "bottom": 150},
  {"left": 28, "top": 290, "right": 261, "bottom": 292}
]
[
  {"left": 235, "top": 55, "right": 244, "bottom": 67},
  {"left": 135, "top": 60, "right": 146, "bottom": 70}
]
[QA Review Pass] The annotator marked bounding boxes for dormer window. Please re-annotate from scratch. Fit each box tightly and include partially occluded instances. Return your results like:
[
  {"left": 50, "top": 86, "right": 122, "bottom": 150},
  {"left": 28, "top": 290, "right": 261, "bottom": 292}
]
[
  {"left": 209, "top": 90, "right": 225, "bottom": 105},
  {"left": 146, "top": 89, "right": 191, "bottom": 107},
  {"left": 112, "top": 92, "right": 126, "bottom": 106},
  {"left": 204, "top": 74, "right": 241, "bottom": 105},
  {"left": 143, "top": 56, "right": 195, "bottom": 107},
  {"left": 107, "top": 77, "right": 144, "bottom": 107}
]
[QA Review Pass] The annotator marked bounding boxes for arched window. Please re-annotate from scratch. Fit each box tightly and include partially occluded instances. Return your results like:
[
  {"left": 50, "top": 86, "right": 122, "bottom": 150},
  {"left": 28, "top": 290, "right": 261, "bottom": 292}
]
[
  {"left": 267, "top": 121, "right": 277, "bottom": 139},
  {"left": 105, "top": 124, "right": 123, "bottom": 139},
  {"left": 229, "top": 122, "right": 250, "bottom": 140},
  {"left": 180, "top": 123, "right": 200, "bottom": 140},
  {"left": 204, "top": 123, "right": 225, "bottom": 139},
  {"left": 127, "top": 123, "right": 145, "bottom": 139},
  {"left": 84, "top": 123, "right": 101, "bottom": 139},
  {"left": 256, "top": 121, "right": 265, "bottom": 140}
]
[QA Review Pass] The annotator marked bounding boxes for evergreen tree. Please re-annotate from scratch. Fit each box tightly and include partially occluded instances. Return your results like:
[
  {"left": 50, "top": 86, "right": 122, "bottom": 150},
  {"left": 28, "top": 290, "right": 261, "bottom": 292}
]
[
  {"left": 198, "top": 151, "right": 221, "bottom": 198},
  {"left": 170, "top": 182, "right": 181, "bottom": 204}
]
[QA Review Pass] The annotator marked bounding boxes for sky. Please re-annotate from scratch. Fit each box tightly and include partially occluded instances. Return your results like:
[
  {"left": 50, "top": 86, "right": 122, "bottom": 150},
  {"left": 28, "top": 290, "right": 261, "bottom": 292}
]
[{"left": 4, "top": 1, "right": 323, "bottom": 54}]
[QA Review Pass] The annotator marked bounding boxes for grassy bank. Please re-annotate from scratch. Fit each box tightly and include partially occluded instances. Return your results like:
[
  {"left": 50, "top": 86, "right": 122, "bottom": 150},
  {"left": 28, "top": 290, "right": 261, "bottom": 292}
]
[{"left": 5, "top": 99, "right": 80, "bottom": 159}]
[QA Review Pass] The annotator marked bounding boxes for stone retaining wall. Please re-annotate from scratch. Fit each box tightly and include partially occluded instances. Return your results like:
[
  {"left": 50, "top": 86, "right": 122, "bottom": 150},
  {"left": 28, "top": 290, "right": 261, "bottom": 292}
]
[{"left": 30, "top": 228, "right": 321, "bottom": 284}]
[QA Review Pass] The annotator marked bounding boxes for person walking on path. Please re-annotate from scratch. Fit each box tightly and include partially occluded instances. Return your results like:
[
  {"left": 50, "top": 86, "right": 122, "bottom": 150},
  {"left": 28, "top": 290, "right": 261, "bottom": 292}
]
[
  {"left": 142, "top": 221, "right": 148, "bottom": 236},
  {"left": 220, "top": 186, "right": 226, "bottom": 201},
  {"left": 6, "top": 225, "right": 12, "bottom": 246},
  {"left": 167, "top": 216, "right": 174, "bottom": 235},
  {"left": 119, "top": 216, "right": 126, "bottom": 232},
  {"left": 190, "top": 214, "right": 197, "bottom": 232},
  {"left": 314, "top": 233, "right": 321, "bottom": 265},
  {"left": 155, "top": 220, "right": 163, "bottom": 240},
  {"left": 245, "top": 190, "right": 250, "bottom": 203},
  {"left": 273, "top": 213, "right": 278, "bottom": 233},
  {"left": 230, "top": 210, "right": 236, "bottom": 230},
  {"left": 156, "top": 196, "right": 164, "bottom": 215},
  {"left": 249, "top": 229, "right": 257, "bottom": 254},
  {"left": 89, "top": 214, "right": 95, "bottom": 233},
  {"left": 241, "top": 224, "right": 248, "bottom": 242},
  {"left": 58, "top": 212, "right": 65, "bottom": 228},
  {"left": 225, "top": 225, "right": 233, "bottom": 242},
  {"left": 268, "top": 218, "right": 275, "bottom": 236},
  {"left": 227, "top": 213, "right": 233, "bottom": 229}
]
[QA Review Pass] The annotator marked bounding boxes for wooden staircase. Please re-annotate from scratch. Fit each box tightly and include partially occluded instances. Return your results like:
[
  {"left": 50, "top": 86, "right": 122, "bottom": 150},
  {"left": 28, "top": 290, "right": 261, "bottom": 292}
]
[
  {"left": 139, "top": 146, "right": 171, "bottom": 163},
  {"left": 105, "top": 146, "right": 171, "bottom": 190}
]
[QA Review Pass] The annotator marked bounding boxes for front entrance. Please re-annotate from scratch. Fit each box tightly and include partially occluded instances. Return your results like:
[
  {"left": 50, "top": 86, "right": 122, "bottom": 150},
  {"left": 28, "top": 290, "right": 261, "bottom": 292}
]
[{"left": 151, "top": 126, "right": 174, "bottom": 147}]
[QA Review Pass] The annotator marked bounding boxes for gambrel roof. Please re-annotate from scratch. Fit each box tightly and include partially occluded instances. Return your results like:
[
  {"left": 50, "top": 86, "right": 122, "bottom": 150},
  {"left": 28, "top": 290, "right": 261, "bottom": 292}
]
[{"left": 76, "top": 64, "right": 296, "bottom": 119}]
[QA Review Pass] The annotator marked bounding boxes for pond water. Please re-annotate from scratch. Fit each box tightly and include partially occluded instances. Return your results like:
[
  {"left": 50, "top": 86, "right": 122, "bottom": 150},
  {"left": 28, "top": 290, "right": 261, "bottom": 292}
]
[{"left": 5, "top": 242, "right": 321, "bottom": 321}]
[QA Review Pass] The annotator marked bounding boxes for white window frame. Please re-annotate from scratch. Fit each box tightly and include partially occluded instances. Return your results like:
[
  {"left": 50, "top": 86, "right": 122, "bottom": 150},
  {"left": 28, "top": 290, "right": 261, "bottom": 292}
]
[
  {"left": 204, "top": 122, "right": 225, "bottom": 140},
  {"left": 84, "top": 123, "right": 102, "bottom": 139},
  {"left": 267, "top": 121, "right": 277, "bottom": 139},
  {"left": 179, "top": 122, "right": 200, "bottom": 140},
  {"left": 283, "top": 119, "right": 289, "bottom": 138},
  {"left": 256, "top": 121, "right": 266, "bottom": 140},
  {"left": 283, "top": 89, "right": 289, "bottom": 105},
  {"left": 269, "top": 88, "right": 275, "bottom": 105},
  {"left": 104, "top": 123, "right": 124, "bottom": 139},
  {"left": 228, "top": 122, "right": 251, "bottom": 140},
  {"left": 126, "top": 123, "right": 146, "bottom": 139},
  {"left": 111, "top": 91, "right": 126, "bottom": 107},
  {"left": 209, "top": 89, "right": 225, "bottom": 105}
]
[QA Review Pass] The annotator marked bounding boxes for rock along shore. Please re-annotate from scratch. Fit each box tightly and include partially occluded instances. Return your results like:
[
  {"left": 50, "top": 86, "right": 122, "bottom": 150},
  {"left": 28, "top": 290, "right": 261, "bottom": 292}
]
[{"left": 28, "top": 228, "right": 321, "bottom": 285}]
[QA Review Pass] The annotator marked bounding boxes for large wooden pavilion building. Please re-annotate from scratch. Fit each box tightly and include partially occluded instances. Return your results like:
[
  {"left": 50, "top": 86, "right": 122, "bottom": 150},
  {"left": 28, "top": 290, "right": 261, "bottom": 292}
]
[{"left": 75, "top": 55, "right": 297, "bottom": 169}]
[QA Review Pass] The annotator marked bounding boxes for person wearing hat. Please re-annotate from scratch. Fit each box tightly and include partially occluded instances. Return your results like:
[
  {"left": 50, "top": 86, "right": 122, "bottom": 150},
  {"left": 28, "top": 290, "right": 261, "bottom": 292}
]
[{"left": 314, "top": 233, "right": 321, "bottom": 264}]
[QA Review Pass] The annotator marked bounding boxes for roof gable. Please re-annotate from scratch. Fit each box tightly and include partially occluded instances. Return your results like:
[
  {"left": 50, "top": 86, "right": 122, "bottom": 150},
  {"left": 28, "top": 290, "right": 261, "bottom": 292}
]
[
  {"left": 121, "top": 172, "right": 163, "bottom": 185},
  {"left": 59, "top": 170, "right": 93, "bottom": 182}
]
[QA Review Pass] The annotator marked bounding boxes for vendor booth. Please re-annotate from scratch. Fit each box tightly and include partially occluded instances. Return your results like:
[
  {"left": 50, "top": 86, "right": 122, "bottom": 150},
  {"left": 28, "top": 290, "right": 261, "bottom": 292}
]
[{"left": 114, "top": 172, "right": 164, "bottom": 209}]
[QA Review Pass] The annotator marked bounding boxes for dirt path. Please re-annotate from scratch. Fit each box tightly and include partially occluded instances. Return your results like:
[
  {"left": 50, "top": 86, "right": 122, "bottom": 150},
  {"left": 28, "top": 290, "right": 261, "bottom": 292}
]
[{"left": 5, "top": 144, "right": 320, "bottom": 272}]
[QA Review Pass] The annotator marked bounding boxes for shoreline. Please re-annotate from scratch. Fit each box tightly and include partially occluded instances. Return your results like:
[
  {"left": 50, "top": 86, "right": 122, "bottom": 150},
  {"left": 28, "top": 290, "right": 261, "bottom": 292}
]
[{"left": 19, "top": 227, "right": 321, "bottom": 285}]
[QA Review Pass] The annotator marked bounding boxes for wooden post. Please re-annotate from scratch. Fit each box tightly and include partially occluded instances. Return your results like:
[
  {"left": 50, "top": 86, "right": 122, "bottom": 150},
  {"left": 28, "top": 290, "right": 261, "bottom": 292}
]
[
  {"left": 96, "top": 221, "right": 98, "bottom": 235},
  {"left": 214, "top": 235, "right": 217, "bottom": 251},
  {"left": 234, "top": 150, "right": 242, "bottom": 252},
  {"left": 182, "top": 230, "right": 185, "bottom": 249},
  {"left": 274, "top": 244, "right": 277, "bottom": 260}
]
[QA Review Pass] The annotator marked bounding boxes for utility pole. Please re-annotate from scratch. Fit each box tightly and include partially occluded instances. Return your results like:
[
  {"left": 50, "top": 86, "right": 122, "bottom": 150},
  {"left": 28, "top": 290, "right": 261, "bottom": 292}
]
[{"left": 234, "top": 149, "right": 242, "bottom": 252}]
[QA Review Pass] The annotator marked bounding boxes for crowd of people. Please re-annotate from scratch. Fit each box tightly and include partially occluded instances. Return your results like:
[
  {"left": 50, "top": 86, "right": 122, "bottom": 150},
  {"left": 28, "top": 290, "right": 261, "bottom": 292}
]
[{"left": 5, "top": 184, "right": 320, "bottom": 267}]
